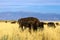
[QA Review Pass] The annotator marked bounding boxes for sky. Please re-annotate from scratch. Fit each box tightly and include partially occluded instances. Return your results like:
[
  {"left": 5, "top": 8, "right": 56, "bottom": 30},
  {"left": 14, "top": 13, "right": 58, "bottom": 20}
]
[
  {"left": 0, "top": 0, "right": 60, "bottom": 13},
  {"left": 0, "top": 0, "right": 60, "bottom": 20}
]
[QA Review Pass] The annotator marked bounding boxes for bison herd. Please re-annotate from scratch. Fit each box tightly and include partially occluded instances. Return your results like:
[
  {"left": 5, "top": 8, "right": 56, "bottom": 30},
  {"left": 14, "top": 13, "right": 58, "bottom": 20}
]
[
  {"left": 18, "top": 17, "right": 59, "bottom": 32},
  {"left": 2, "top": 17, "right": 59, "bottom": 33}
]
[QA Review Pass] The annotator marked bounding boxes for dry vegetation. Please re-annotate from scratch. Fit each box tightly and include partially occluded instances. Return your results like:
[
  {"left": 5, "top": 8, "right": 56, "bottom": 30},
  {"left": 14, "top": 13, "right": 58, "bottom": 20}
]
[{"left": 0, "top": 21, "right": 60, "bottom": 40}]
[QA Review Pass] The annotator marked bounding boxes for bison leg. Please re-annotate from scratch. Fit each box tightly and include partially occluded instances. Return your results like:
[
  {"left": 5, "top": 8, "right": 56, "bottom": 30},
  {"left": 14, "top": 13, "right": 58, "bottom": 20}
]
[
  {"left": 33, "top": 27, "right": 37, "bottom": 31},
  {"left": 33, "top": 24, "right": 37, "bottom": 31},
  {"left": 19, "top": 24, "right": 24, "bottom": 31},
  {"left": 28, "top": 24, "right": 31, "bottom": 33}
]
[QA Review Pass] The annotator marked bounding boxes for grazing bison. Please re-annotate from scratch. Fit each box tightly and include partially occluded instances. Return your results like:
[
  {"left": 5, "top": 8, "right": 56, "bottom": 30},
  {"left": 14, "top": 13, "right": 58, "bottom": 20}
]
[
  {"left": 5, "top": 21, "right": 7, "bottom": 23},
  {"left": 18, "top": 17, "right": 40, "bottom": 31},
  {"left": 38, "top": 22, "right": 44, "bottom": 28},
  {"left": 11, "top": 21, "right": 16, "bottom": 24},
  {"left": 37, "top": 22, "right": 46, "bottom": 30},
  {"left": 47, "top": 22, "right": 56, "bottom": 28},
  {"left": 56, "top": 22, "right": 59, "bottom": 25}
]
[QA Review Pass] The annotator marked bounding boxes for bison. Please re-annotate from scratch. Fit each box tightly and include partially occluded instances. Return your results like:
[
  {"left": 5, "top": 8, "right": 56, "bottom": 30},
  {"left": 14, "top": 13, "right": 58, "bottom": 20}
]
[
  {"left": 47, "top": 22, "right": 56, "bottom": 28},
  {"left": 56, "top": 22, "right": 59, "bottom": 25},
  {"left": 5, "top": 21, "right": 8, "bottom": 23},
  {"left": 37, "top": 22, "right": 47, "bottom": 30},
  {"left": 18, "top": 17, "right": 40, "bottom": 31},
  {"left": 11, "top": 21, "right": 16, "bottom": 24}
]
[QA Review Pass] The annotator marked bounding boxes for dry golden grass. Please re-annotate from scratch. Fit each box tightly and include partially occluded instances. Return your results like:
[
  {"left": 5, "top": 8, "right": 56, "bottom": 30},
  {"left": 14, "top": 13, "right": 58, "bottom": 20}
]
[{"left": 0, "top": 21, "right": 60, "bottom": 40}]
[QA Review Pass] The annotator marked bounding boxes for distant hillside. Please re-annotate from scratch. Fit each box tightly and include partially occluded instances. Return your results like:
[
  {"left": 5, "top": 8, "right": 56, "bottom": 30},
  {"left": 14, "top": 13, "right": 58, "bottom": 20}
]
[{"left": 0, "top": 11, "right": 60, "bottom": 21}]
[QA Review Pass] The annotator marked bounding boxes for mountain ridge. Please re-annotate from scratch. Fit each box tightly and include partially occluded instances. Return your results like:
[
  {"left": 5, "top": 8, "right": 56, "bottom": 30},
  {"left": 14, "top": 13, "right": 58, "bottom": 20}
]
[{"left": 0, "top": 11, "right": 60, "bottom": 21}]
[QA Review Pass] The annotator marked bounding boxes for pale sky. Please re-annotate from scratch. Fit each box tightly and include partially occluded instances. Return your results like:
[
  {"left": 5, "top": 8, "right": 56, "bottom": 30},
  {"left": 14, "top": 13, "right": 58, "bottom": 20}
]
[
  {"left": 0, "top": 0, "right": 60, "bottom": 13},
  {"left": 0, "top": 0, "right": 60, "bottom": 20}
]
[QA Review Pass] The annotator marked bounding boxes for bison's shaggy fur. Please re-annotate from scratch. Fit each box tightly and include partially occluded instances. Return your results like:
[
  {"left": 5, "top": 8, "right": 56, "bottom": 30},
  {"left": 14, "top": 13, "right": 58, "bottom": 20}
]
[{"left": 18, "top": 17, "right": 40, "bottom": 31}]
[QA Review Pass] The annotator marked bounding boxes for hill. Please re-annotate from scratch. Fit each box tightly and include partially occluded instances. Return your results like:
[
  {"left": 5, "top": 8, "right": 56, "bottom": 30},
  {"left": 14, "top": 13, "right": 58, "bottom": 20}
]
[{"left": 0, "top": 12, "right": 60, "bottom": 21}]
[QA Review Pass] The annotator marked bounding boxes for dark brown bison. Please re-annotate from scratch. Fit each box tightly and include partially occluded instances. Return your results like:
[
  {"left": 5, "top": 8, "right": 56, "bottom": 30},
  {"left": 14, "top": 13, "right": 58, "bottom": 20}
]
[
  {"left": 47, "top": 22, "right": 56, "bottom": 28},
  {"left": 11, "top": 21, "right": 16, "bottom": 24},
  {"left": 5, "top": 21, "right": 7, "bottom": 23},
  {"left": 37, "top": 22, "right": 47, "bottom": 30},
  {"left": 56, "top": 22, "right": 59, "bottom": 25},
  {"left": 38, "top": 22, "right": 44, "bottom": 28},
  {"left": 18, "top": 17, "right": 40, "bottom": 31}
]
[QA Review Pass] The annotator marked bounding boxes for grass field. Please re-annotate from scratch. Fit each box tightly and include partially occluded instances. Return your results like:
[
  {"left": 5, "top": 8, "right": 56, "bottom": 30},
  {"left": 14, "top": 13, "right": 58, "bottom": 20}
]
[{"left": 0, "top": 21, "right": 60, "bottom": 40}]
